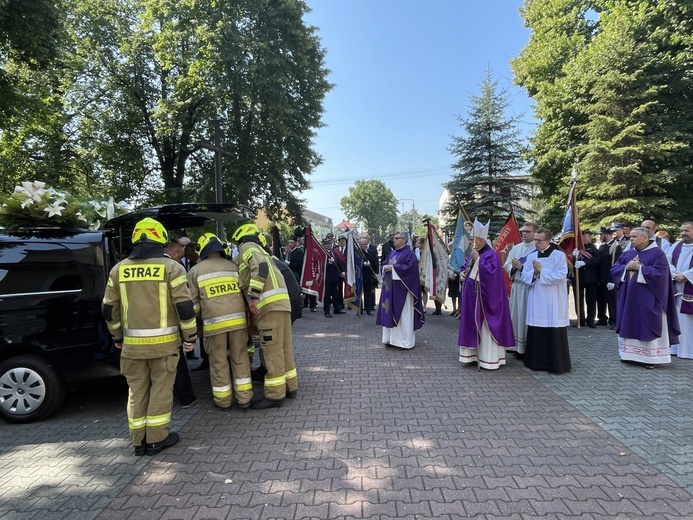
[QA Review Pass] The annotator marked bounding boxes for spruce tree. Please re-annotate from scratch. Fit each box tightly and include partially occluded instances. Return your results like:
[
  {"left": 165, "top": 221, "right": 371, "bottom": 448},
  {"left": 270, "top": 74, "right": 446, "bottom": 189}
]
[{"left": 445, "top": 68, "right": 528, "bottom": 229}]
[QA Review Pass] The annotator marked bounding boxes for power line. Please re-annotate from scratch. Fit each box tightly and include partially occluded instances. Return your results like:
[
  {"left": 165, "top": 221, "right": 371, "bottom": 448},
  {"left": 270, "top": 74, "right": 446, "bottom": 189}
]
[{"left": 310, "top": 166, "right": 452, "bottom": 186}]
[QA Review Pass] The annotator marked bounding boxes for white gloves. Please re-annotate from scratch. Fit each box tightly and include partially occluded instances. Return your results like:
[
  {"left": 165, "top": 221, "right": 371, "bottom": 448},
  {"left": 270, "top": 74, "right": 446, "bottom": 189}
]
[
  {"left": 607, "top": 282, "right": 615, "bottom": 290},
  {"left": 364, "top": 261, "right": 370, "bottom": 266},
  {"left": 573, "top": 249, "right": 580, "bottom": 258},
  {"left": 575, "top": 260, "right": 586, "bottom": 269}
]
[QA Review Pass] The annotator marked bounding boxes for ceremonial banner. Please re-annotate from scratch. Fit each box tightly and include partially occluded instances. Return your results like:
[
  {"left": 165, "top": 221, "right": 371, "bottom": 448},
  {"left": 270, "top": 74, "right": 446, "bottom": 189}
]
[
  {"left": 493, "top": 211, "right": 521, "bottom": 296},
  {"left": 450, "top": 206, "right": 473, "bottom": 273},
  {"left": 343, "top": 231, "right": 363, "bottom": 313},
  {"left": 421, "top": 221, "right": 450, "bottom": 304},
  {"left": 270, "top": 225, "right": 284, "bottom": 261},
  {"left": 557, "top": 171, "right": 583, "bottom": 258},
  {"left": 300, "top": 226, "right": 327, "bottom": 304}
]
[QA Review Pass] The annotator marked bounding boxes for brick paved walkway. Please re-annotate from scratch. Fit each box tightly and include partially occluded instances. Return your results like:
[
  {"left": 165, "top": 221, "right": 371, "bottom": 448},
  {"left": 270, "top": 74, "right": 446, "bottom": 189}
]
[{"left": 2, "top": 299, "right": 693, "bottom": 519}]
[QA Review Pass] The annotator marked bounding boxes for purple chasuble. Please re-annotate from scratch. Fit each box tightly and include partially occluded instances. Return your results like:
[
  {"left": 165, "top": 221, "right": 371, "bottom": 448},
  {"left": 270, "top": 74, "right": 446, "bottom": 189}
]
[
  {"left": 376, "top": 245, "right": 424, "bottom": 330},
  {"left": 611, "top": 245, "right": 680, "bottom": 342},
  {"left": 458, "top": 244, "right": 515, "bottom": 348}
]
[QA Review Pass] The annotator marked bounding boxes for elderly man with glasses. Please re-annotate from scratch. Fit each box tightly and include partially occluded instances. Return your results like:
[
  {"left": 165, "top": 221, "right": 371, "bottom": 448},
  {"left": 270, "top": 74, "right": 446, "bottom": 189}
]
[
  {"left": 376, "top": 232, "right": 424, "bottom": 349},
  {"left": 612, "top": 226, "right": 679, "bottom": 369}
]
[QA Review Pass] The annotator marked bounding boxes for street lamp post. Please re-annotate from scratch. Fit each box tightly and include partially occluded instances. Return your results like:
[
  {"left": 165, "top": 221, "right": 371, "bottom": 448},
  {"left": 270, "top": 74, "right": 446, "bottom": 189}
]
[{"left": 399, "top": 198, "right": 415, "bottom": 234}]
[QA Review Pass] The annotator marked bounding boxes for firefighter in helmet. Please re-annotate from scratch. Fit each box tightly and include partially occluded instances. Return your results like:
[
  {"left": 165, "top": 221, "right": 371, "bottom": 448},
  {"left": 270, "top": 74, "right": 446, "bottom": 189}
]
[
  {"left": 187, "top": 232, "right": 252, "bottom": 409},
  {"left": 103, "top": 217, "right": 197, "bottom": 456},
  {"left": 232, "top": 222, "right": 298, "bottom": 409}
]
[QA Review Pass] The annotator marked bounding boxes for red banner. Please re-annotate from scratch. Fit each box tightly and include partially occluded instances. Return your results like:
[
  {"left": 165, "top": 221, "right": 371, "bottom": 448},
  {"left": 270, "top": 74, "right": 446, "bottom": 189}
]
[
  {"left": 300, "top": 226, "right": 327, "bottom": 304},
  {"left": 493, "top": 211, "right": 521, "bottom": 296}
]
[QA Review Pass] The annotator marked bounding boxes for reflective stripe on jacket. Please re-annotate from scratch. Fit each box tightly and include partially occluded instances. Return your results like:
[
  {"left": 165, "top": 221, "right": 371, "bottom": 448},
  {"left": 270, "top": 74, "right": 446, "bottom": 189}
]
[
  {"left": 187, "top": 256, "right": 247, "bottom": 336},
  {"left": 237, "top": 242, "right": 291, "bottom": 318},
  {"left": 103, "top": 256, "right": 197, "bottom": 358}
]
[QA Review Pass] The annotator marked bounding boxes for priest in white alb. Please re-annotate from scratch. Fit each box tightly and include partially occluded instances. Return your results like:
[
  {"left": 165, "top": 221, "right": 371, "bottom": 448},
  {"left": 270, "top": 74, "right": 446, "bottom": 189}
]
[
  {"left": 667, "top": 221, "right": 693, "bottom": 359},
  {"left": 503, "top": 221, "right": 538, "bottom": 356}
]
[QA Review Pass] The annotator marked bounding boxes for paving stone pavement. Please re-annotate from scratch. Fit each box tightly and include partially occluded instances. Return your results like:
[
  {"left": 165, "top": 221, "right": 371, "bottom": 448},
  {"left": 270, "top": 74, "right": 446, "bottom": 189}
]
[{"left": 2, "top": 298, "right": 693, "bottom": 519}]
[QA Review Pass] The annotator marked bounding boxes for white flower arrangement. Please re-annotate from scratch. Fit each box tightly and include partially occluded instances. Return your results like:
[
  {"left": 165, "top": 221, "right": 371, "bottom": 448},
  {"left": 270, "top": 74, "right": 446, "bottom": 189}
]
[{"left": 0, "top": 180, "right": 130, "bottom": 232}]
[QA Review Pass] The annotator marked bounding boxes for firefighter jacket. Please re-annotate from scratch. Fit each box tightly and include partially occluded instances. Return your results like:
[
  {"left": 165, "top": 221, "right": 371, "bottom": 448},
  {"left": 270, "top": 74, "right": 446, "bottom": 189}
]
[
  {"left": 103, "top": 257, "right": 197, "bottom": 359},
  {"left": 187, "top": 255, "right": 247, "bottom": 337},
  {"left": 237, "top": 240, "right": 291, "bottom": 318}
]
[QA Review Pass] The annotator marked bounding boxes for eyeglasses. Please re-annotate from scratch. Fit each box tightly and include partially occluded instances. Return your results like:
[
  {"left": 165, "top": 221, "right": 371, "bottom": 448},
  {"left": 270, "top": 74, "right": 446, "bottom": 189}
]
[{"left": 394, "top": 236, "right": 406, "bottom": 240}]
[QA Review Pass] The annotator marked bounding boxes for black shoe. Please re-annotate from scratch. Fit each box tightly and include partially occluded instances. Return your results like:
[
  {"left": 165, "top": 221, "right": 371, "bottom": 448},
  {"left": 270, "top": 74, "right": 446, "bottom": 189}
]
[
  {"left": 251, "top": 367, "right": 267, "bottom": 382},
  {"left": 237, "top": 401, "right": 251, "bottom": 410},
  {"left": 181, "top": 397, "right": 198, "bottom": 409},
  {"left": 145, "top": 432, "right": 180, "bottom": 455},
  {"left": 286, "top": 390, "right": 297, "bottom": 399},
  {"left": 310, "top": 307, "right": 317, "bottom": 312},
  {"left": 432, "top": 311, "right": 441, "bottom": 315},
  {"left": 366, "top": 310, "right": 373, "bottom": 315},
  {"left": 643, "top": 364, "right": 657, "bottom": 369},
  {"left": 192, "top": 360, "right": 209, "bottom": 372},
  {"left": 134, "top": 444, "right": 146, "bottom": 456},
  {"left": 587, "top": 323, "right": 596, "bottom": 329},
  {"left": 596, "top": 321, "right": 608, "bottom": 326},
  {"left": 609, "top": 324, "right": 616, "bottom": 330},
  {"left": 335, "top": 310, "right": 346, "bottom": 314},
  {"left": 186, "top": 353, "right": 199, "bottom": 360},
  {"left": 325, "top": 313, "right": 333, "bottom": 318},
  {"left": 250, "top": 398, "right": 284, "bottom": 410}
]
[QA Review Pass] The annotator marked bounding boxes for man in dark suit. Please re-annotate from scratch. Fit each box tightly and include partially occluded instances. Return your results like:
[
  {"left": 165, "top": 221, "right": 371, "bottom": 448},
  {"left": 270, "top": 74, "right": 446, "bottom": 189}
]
[
  {"left": 597, "top": 226, "right": 622, "bottom": 329},
  {"left": 572, "top": 230, "right": 601, "bottom": 328},
  {"left": 380, "top": 231, "right": 395, "bottom": 269},
  {"left": 359, "top": 237, "right": 379, "bottom": 315},
  {"left": 323, "top": 237, "right": 345, "bottom": 317},
  {"left": 333, "top": 236, "right": 348, "bottom": 311},
  {"left": 362, "top": 234, "right": 379, "bottom": 310}
]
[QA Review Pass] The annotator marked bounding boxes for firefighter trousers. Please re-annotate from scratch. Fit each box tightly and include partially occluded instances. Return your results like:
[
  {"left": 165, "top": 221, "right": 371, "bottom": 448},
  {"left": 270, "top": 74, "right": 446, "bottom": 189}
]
[
  {"left": 257, "top": 310, "right": 297, "bottom": 400},
  {"left": 205, "top": 329, "right": 252, "bottom": 408},
  {"left": 121, "top": 352, "right": 178, "bottom": 446}
]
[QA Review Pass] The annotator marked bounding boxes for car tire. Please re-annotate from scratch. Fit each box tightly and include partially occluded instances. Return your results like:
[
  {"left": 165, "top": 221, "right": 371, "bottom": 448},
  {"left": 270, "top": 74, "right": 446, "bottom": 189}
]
[{"left": 0, "top": 355, "right": 66, "bottom": 423}]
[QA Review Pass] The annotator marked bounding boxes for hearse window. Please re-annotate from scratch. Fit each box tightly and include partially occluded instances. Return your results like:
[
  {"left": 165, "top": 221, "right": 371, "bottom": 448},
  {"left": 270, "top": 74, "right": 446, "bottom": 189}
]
[{"left": 0, "top": 242, "right": 84, "bottom": 295}]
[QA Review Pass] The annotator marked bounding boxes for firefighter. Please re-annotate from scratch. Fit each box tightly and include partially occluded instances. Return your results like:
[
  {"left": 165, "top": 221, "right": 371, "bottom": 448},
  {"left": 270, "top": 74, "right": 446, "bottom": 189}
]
[
  {"left": 102, "top": 217, "right": 197, "bottom": 456},
  {"left": 187, "top": 232, "right": 252, "bottom": 410},
  {"left": 232, "top": 223, "right": 297, "bottom": 409}
]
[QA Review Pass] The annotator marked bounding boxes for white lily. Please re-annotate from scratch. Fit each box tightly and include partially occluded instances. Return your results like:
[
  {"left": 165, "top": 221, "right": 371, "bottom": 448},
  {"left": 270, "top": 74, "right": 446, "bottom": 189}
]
[
  {"left": 44, "top": 201, "right": 65, "bottom": 217},
  {"left": 76, "top": 211, "right": 88, "bottom": 222},
  {"left": 17, "top": 181, "right": 48, "bottom": 202}
]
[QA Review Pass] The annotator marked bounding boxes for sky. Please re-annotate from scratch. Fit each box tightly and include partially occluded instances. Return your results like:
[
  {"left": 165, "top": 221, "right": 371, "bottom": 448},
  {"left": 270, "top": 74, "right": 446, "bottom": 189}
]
[{"left": 301, "top": 0, "right": 535, "bottom": 227}]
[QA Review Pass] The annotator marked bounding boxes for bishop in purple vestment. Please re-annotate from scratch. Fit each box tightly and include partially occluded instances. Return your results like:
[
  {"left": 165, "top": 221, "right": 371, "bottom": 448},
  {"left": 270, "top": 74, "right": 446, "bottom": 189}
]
[{"left": 458, "top": 219, "right": 515, "bottom": 369}]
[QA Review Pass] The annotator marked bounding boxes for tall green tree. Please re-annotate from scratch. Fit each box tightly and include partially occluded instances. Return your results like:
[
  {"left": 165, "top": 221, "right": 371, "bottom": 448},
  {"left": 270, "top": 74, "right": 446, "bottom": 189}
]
[
  {"left": 1, "top": 0, "right": 331, "bottom": 219},
  {"left": 397, "top": 208, "right": 432, "bottom": 237},
  {"left": 340, "top": 179, "right": 398, "bottom": 240},
  {"left": 445, "top": 68, "right": 528, "bottom": 229},
  {"left": 512, "top": 0, "right": 693, "bottom": 229},
  {"left": 575, "top": 3, "right": 689, "bottom": 227},
  {"left": 0, "top": 0, "right": 63, "bottom": 126}
]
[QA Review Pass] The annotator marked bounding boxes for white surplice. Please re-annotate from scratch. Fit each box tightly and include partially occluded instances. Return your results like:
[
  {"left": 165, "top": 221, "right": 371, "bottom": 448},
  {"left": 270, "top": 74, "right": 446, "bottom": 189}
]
[
  {"left": 381, "top": 268, "right": 416, "bottom": 349},
  {"left": 668, "top": 241, "right": 693, "bottom": 359},
  {"left": 503, "top": 241, "right": 535, "bottom": 353}
]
